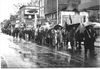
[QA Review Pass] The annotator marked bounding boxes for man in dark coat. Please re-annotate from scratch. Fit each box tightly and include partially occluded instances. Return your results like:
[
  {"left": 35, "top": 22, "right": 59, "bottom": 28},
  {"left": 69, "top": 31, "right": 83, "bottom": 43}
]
[{"left": 84, "top": 26, "right": 97, "bottom": 57}]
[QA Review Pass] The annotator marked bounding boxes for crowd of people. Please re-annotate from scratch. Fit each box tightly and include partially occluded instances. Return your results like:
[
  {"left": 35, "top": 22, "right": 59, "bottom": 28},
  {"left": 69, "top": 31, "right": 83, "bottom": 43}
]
[
  {"left": 1, "top": 9, "right": 98, "bottom": 57},
  {"left": 1, "top": 20, "right": 98, "bottom": 57}
]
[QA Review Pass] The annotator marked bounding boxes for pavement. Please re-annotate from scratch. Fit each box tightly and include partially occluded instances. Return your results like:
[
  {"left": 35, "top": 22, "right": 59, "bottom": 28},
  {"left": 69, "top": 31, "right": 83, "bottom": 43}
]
[
  {"left": 1, "top": 33, "right": 100, "bottom": 68},
  {"left": 0, "top": 33, "right": 34, "bottom": 68}
]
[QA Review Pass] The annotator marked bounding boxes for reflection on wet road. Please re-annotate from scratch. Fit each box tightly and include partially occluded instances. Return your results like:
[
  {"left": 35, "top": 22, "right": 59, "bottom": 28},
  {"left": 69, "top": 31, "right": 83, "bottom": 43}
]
[
  {"left": 14, "top": 40, "right": 94, "bottom": 68},
  {"left": 1, "top": 33, "right": 100, "bottom": 68}
]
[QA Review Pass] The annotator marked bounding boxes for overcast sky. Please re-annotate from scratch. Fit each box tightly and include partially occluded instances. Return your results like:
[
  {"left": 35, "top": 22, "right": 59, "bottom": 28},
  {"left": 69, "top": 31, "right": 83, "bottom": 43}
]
[{"left": 0, "top": 0, "right": 32, "bottom": 22}]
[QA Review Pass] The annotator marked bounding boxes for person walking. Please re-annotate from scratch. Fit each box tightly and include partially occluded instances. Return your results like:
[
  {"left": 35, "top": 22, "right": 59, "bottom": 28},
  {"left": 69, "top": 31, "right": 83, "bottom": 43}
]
[
  {"left": 84, "top": 26, "right": 97, "bottom": 57},
  {"left": 69, "top": 27, "right": 76, "bottom": 52},
  {"left": 69, "top": 8, "right": 83, "bottom": 51}
]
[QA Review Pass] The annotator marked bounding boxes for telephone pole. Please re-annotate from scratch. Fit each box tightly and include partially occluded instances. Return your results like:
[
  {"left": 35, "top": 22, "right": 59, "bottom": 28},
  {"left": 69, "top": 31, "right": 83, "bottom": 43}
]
[
  {"left": 57, "top": 0, "right": 58, "bottom": 24},
  {"left": 39, "top": 0, "right": 41, "bottom": 18}
]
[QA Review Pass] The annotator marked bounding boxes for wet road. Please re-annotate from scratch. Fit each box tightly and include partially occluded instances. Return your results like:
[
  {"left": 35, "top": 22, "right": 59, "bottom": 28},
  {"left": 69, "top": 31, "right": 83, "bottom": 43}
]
[
  {"left": 13, "top": 39, "right": 100, "bottom": 67},
  {"left": 1, "top": 33, "right": 100, "bottom": 68},
  {"left": 13, "top": 40, "right": 71, "bottom": 68}
]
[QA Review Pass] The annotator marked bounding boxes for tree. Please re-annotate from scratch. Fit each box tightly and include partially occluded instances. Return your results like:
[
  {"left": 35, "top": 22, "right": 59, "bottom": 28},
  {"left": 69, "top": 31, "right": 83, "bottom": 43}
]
[{"left": 13, "top": 0, "right": 40, "bottom": 10}]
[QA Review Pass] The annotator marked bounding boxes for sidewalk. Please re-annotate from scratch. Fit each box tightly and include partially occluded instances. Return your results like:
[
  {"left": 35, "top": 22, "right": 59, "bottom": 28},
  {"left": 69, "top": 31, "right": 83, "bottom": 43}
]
[
  {"left": 1, "top": 56, "right": 8, "bottom": 68},
  {"left": 0, "top": 33, "right": 34, "bottom": 68}
]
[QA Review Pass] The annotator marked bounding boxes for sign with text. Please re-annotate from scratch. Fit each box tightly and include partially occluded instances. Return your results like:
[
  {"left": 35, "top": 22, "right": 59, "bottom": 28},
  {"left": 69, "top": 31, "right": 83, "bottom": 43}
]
[{"left": 25, "top": 9, "right": 39, "bottom": 14}]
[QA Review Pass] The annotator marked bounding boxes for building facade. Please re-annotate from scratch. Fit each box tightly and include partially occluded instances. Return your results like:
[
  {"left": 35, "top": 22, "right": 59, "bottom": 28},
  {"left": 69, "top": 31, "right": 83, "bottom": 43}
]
[
  {"left": 44, "top": 0, "right": 81, "bottom": 23},
  {"left": 32, "top": 0, "right": 45, "bottom": 19},
  {"left": 40, "top": 0, "right": 45, "bottom": 18},
  {"left": 78, "top": 0, "right": 100, "bottom": 22},
  {"left": 18, "top": 6, "right": 39, "bottom": 27}
]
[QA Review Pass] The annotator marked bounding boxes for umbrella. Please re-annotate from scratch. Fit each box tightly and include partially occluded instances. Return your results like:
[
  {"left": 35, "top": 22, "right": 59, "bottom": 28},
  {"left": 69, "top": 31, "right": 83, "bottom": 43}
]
[
  {"left": 82, "top": 22, "right": 100, "bottom": 29},
  {"left": 53, "top": 24, "right": 63, "bottom": 30},
  {"left": 93, "top": 23, "right": 100, "bottom": 28},
  {"left": 78, "top": 23, "right": 96, "bottom": 33},
  {"left": 66, "top": 23, "right": 80, "bottom": 31},
  {"left": 94, "top": 24, "right": 100, "bottom": 28},
  {"left": 85, "top": 24, "right": 94, "bottom": 29},
  {"left": 47, "top": 28, "right": 53, "bottom": 34}
]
